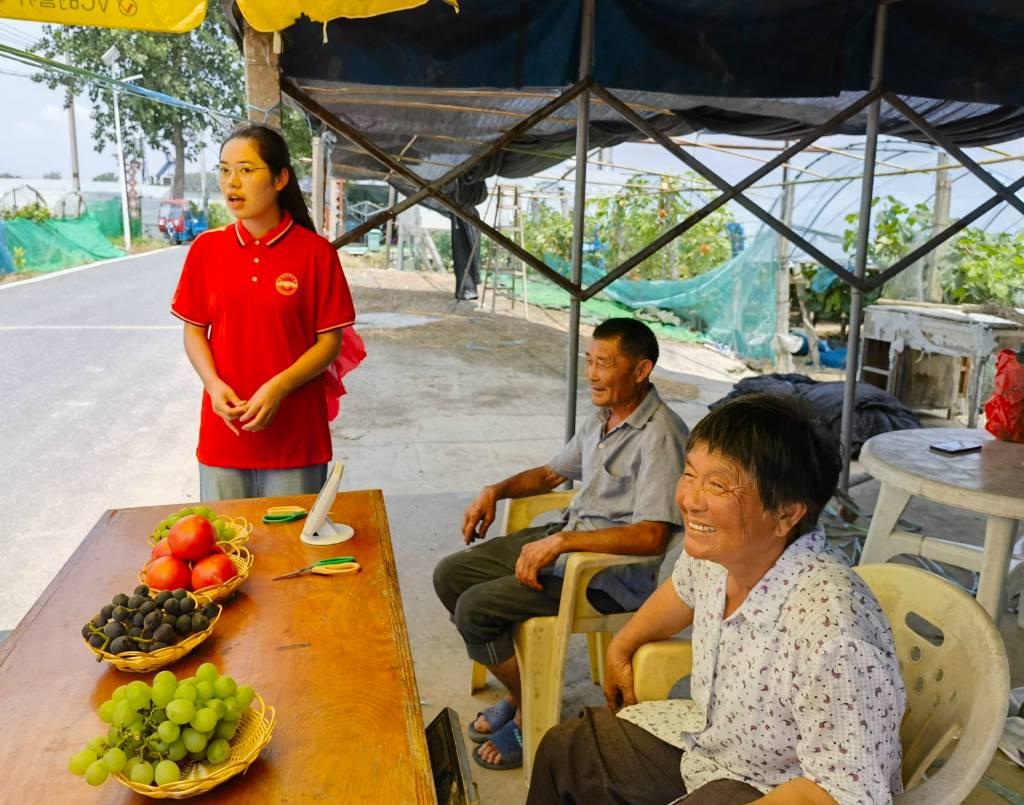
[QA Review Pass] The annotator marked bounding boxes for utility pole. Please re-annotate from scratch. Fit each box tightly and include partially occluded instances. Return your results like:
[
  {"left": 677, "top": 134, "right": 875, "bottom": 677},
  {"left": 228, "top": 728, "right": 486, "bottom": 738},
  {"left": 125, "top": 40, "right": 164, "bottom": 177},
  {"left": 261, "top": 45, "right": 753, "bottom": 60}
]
[
  {"left": 199, "top": 144, "right": 208, "bottom": 216},
  {"left": 65, "top": 53, "right": 80, "bottom": 194},
  {"left": 924, "top": 151, "right": 951, "bottom": 302},
  {"left": 101, "top": 45, "right": 132, "bottom": 252},
  {"left": 384, "top": 185, "right": 397, "bottom": 268},
  {"left": 775, "top": 144, "right": 796, "bottom": 372},
  {"left": 311, "top": 133, "right": 325, "bottom": 233}
]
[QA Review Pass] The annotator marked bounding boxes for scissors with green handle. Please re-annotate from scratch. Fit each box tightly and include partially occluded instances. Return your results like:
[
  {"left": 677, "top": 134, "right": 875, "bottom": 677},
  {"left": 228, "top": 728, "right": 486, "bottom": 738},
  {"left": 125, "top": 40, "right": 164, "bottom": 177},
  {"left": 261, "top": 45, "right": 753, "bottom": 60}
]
[
  {"left": 272, "top": 556, "right": 359, "bottom": 580},
  {"left": 263, "top": 506, "right": 308, "bottom": 524}
]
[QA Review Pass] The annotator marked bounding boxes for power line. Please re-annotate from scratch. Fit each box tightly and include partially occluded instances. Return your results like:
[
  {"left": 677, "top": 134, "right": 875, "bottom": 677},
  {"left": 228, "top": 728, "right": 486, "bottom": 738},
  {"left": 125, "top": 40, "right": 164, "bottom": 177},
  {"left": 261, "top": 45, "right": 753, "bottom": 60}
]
[{"left": 0, "top": 42, "right": 244, "bottom": 126}]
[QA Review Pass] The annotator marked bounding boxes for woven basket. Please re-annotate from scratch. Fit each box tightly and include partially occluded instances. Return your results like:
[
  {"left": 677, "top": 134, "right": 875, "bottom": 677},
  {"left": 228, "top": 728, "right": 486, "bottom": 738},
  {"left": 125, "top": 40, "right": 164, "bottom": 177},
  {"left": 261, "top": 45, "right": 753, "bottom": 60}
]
[
  {"left": 145, "top": 545, "right": 254, "bottom": 606},
  {"left": 149, "top": 515, "right": 253, "bottom": 548},
  {"left": 83, "top": 594, "right": 222, "bottom": 673},
  {"left": 112, "top": 693, "right": 276, "bottom": 799}
]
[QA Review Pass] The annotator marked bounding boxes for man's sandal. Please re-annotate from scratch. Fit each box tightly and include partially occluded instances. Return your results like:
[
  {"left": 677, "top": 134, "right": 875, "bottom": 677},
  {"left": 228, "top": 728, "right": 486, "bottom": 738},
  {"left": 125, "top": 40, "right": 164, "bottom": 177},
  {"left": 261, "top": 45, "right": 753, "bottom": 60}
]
[
  {"left": 467, "top": 698, "right": 517, "bottom": 744},
  {"left": 471, "top": 719, "right": 523, "bottom": 771}
]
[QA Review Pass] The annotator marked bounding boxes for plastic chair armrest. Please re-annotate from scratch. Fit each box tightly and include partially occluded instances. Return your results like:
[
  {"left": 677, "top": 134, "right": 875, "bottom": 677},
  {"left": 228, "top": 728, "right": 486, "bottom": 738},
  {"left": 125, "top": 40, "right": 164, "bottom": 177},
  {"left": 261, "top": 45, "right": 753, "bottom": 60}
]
[{"left": 632, "top": 639, "right": 693, "bottom": 702}]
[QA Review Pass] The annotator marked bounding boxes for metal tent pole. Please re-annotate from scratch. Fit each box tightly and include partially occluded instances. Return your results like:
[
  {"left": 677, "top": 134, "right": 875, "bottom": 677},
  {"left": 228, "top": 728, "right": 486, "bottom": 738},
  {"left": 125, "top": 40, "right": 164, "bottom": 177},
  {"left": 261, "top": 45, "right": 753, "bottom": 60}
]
[
  {"left": 564, "top": 0, "right": 596, "bottom": 445},
  {"left": 839, "top": 1, "right": 889, "bottom": 492}
]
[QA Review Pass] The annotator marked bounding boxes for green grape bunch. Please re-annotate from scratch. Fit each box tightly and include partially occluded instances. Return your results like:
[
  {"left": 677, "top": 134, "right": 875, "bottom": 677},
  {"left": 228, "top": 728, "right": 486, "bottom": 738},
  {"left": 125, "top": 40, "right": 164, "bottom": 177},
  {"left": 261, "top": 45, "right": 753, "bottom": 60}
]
[
  {"left": 81, "top": 586, "right": 220, "bottom": 656},
  {"left": 67, "top": 664, "right": 258, "bottom": 788},
  {"left": 151, "top": 506, "right": 234, "bottom": 545}
]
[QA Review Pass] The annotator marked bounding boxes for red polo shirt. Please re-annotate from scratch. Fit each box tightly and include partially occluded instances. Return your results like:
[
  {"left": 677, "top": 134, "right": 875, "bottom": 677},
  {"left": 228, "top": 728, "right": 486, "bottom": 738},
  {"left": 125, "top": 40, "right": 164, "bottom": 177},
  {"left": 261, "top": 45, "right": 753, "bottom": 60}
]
[{"left": 171, "top": 214, "right": 356, "bottom": 469}]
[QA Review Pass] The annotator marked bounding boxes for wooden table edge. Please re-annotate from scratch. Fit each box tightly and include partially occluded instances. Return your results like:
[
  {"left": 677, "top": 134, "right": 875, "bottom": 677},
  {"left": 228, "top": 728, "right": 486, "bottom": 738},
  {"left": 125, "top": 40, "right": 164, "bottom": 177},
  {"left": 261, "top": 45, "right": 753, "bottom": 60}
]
[{"left": 366, "top": 490, "right": 437, "bottom": 803}]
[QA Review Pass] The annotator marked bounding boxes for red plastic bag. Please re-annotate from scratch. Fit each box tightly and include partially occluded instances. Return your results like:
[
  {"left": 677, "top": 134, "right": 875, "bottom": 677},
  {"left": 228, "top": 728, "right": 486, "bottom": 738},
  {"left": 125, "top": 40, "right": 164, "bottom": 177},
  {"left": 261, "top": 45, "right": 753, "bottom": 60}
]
[
  {"left": 984, "top": 348, "right": 1024, "bottom": 443},
  {"left": 324, "top": 327, "right": 367, "bottom": 422}
]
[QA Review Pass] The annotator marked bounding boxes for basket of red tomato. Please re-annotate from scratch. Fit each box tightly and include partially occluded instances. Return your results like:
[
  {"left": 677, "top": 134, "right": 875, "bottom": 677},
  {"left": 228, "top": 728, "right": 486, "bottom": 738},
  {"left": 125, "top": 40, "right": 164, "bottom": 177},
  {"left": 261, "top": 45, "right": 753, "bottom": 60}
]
[{"left": 144, "top": 514, "right": 253, "bottom": 604}]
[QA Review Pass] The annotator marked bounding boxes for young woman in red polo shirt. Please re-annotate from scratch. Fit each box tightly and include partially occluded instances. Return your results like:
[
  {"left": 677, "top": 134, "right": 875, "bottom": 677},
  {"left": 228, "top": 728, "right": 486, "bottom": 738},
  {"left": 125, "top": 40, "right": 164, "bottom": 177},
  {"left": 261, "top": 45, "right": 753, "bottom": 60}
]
[{"left": 171, "top": 124, "right": 357, "bottom": 500}]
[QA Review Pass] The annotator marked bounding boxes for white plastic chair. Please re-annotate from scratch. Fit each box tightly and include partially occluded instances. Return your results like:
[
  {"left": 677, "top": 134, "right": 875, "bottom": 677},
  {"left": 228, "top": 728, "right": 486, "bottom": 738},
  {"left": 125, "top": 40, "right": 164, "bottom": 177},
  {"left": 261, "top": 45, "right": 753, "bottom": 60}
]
[
  {"left": 631, "top": 564, "right": 1010, "bottom": 805},
  {"left": 468, "top": 492, "right": 669, "bottom": 781}
]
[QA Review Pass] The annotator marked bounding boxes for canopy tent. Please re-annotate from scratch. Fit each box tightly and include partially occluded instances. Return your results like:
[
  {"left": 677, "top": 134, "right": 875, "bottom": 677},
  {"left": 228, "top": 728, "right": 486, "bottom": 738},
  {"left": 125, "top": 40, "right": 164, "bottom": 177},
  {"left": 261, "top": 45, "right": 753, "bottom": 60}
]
[{"left": 244, "top": 0, "right": 1024, "bottom": 488}]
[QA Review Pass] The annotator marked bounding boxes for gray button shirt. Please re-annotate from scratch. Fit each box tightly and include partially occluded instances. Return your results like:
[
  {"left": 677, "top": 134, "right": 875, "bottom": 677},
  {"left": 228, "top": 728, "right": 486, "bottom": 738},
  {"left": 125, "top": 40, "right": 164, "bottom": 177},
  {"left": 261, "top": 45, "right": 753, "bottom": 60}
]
[{"left": 545, "top": 385, "right": 689, "bottom": 610}]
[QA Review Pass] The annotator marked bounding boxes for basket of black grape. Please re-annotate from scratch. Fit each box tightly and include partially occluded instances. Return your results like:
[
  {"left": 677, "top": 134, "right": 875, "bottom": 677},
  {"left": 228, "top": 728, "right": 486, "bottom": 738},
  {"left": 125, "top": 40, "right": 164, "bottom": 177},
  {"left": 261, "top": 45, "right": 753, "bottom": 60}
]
[{"left": 82, "top": 585, "right": 222, "bottom": 673}]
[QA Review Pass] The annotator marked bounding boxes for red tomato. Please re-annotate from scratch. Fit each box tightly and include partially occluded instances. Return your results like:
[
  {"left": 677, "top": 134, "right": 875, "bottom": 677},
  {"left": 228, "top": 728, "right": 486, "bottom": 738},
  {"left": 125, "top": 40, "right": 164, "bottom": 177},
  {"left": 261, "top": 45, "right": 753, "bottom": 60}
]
[
  {"left": 145, "top": 555, "right": 192, "bottom": 591},
  {"left": 167, "top": 515, "right": 217, "bottom": 561},
  {"left": 151, "top": 540, "right": 173, "bottom": 561},
  {"left": 192, "top": 553, "right": 238, "bottom": 590}
]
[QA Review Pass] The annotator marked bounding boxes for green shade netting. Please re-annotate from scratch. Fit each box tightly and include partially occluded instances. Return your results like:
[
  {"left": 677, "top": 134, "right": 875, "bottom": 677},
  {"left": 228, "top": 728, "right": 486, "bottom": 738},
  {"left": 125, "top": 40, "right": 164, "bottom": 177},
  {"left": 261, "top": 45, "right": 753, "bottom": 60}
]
[
  {"left": 2, "top": 216, "right": 124, "bottom": 273},
  {"left": 502, "top": 228, "right": 778, "bottom": 358}
]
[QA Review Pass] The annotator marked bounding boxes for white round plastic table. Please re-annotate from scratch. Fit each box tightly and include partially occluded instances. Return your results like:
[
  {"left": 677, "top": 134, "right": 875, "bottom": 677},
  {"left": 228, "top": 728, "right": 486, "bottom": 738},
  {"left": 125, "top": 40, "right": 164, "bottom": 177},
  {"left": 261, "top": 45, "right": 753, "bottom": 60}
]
[{"left": 859, "top": 428, "right": 1024, "bottom": 620}]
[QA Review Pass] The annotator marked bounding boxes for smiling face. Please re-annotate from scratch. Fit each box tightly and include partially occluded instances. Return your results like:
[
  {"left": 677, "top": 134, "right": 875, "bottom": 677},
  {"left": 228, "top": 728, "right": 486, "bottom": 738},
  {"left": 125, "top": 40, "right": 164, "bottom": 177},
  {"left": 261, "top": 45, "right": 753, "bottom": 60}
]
[
  {"left": 584, "top": 336, "right": 652, "bottom": 410},
  {"left": 218, "top": 137, "right": 288, "bottom": 223},
  {"left": 676, "top": 441, "right": 805, "bottom": 567}
]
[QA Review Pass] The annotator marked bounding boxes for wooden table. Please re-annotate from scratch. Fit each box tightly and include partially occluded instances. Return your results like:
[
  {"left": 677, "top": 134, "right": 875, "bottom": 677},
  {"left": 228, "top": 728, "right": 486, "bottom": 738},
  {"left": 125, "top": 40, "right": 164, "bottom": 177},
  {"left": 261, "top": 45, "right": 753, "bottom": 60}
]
[
  {"left": 0, "top": 490, "right": 437, "bottom": 803},
  {"left": 859, "top": 429, "right": 1024, "bottom": 620}
]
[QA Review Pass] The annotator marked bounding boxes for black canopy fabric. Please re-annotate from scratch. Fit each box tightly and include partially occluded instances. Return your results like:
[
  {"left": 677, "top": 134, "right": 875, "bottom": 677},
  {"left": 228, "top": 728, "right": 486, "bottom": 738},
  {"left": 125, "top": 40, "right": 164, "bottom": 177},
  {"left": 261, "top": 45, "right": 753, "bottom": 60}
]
[{"left": 229, "top": 0, "right": 1024, "bottom": 202}]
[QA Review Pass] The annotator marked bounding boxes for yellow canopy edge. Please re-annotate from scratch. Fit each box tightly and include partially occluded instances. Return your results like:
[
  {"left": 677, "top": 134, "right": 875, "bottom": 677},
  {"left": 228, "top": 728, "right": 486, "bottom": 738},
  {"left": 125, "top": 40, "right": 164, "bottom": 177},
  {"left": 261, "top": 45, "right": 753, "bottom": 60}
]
[
  {"left": 0, "top": 0, "right": 207, "bottom": 33},
  {"left": 237, "top": 0, "right": 458, "bottom": 33},
  {"left": 0, "top": 0, "right": 458, "bottom": 35}
]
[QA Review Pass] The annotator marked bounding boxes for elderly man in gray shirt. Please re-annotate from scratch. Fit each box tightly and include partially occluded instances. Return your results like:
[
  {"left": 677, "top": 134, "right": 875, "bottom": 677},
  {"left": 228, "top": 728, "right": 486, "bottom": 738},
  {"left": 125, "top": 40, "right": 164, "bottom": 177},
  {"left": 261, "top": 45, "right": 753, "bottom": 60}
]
[{"left": 433, "top": 318, "right": 689, "bottom": 771}]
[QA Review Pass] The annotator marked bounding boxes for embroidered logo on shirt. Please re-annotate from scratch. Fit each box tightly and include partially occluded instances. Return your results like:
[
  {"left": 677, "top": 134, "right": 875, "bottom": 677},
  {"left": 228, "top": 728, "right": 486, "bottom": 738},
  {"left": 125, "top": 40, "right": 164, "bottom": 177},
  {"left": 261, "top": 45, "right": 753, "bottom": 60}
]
[{"left": 275, "top": 273, "right": 299, "bottom": 296}]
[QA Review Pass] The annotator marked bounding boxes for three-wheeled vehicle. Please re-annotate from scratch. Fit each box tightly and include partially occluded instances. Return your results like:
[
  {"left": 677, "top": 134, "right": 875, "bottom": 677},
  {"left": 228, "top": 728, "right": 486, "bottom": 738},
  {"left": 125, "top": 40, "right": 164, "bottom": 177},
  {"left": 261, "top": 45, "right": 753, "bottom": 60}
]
[{"left": 158, "top": 199, "right": 209, "bottom": 244}]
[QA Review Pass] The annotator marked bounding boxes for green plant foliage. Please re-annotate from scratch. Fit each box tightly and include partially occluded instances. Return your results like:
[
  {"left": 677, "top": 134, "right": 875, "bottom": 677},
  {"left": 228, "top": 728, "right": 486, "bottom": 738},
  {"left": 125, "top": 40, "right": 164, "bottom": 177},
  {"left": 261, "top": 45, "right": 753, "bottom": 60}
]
[
  {"left": 523, "top": 201, "right": 574, "bottom": 265},
  {"left": 523, "top": 174, "right": 733, "bottom": 281},
  {"left": 945, "top": 228, "right": 1024, "bottom": 306},
  {"left": 591, "top": 175, "right": 733, "bottom": 279},
  {"left": 842, "top": 195, "right": 932, "bottom": 265},
  {"left": 206, "top": 202, "right": 232, "bottom": 229},
  {"left": 281, "top": 107, "right": 313, "bottom": 179},
  {"left": 1, "top": 203, "right": 52, "bottom": 223},
  {"left": 11, "top": 246, "right": 27, "bottom": 270}
]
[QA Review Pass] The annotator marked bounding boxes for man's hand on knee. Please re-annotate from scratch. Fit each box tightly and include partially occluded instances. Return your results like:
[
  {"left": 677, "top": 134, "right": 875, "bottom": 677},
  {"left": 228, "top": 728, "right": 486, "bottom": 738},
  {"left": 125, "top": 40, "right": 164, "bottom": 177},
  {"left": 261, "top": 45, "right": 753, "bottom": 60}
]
[
  {"left": 515, "top": 534, "right": 566, "bottom": 590},
  {"left": 463, "top": 486, "right": 499, "bottom": 544}
]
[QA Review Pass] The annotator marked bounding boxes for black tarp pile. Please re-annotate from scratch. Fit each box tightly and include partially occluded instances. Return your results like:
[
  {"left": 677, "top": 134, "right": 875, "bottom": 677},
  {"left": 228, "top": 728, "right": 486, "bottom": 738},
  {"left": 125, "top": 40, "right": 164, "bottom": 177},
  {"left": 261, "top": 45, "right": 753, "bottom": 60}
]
[{"left": 710, "top": 373, "right": 921, "bottom": 457}]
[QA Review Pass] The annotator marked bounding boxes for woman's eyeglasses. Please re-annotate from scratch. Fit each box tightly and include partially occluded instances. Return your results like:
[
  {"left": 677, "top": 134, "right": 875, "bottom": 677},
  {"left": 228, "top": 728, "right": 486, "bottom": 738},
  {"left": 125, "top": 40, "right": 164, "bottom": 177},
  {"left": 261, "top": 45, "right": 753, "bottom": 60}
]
[{"left": 218, "top": 166, "right": 270, "bottom": 181}]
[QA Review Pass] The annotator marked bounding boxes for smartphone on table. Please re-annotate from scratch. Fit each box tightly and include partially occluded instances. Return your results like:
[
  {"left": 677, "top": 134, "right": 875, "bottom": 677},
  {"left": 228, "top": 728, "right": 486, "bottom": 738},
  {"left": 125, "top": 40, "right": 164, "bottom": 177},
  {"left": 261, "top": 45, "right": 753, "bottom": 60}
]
[{"left": 929, "top": 440, "right": 983, "bottom": 455}]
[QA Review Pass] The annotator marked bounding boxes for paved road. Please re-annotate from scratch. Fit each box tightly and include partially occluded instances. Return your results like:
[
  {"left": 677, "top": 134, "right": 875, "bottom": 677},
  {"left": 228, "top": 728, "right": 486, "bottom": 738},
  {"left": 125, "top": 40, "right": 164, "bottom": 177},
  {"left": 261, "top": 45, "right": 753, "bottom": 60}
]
[{"left": 0, "top": 249, "right": 201, "bottom": 631}]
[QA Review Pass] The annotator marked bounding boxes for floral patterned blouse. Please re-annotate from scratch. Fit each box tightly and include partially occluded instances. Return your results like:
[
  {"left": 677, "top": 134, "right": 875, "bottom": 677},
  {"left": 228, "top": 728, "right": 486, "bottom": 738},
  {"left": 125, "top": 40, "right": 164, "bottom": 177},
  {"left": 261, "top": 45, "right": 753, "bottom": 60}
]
[{"left": 619, "top": 528, "right": 906, "bottom": 804}]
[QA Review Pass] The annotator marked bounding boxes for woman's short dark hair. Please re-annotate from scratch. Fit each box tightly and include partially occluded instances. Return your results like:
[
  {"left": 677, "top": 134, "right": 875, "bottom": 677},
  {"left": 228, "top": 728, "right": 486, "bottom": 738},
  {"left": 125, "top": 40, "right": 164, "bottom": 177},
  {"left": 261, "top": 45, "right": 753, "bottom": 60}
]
[
  {"left": 593, "top": 318, "right": 659, "bottom": 365},
  {"left": 221, "top": 124, "right": 317, "bottom": 233},
  {"left": 687, "top": 393, "right": 840, "bottom": 543}
]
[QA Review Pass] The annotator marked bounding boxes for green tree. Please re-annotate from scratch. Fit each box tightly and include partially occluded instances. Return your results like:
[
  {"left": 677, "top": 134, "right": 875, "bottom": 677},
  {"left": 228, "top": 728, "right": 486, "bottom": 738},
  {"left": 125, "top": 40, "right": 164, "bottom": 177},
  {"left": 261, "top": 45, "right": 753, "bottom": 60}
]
[{"left": 33, "top": 5, "right": 244, "bottom": 198}]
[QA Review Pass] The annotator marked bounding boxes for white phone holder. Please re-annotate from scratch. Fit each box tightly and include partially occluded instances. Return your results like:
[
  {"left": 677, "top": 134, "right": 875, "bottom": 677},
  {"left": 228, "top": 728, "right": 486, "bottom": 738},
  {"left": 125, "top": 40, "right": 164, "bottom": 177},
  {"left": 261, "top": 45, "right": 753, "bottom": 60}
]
[{"left": 300, "top": 462, "right": 355, "bottom": 546}]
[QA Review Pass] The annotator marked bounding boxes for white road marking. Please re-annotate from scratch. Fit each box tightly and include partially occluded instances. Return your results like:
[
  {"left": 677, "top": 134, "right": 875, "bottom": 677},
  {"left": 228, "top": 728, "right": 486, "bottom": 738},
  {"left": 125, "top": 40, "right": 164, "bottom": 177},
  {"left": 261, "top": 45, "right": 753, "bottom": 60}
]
[{"left": 0, "top": 325, "right": 179, "bottom": 331}]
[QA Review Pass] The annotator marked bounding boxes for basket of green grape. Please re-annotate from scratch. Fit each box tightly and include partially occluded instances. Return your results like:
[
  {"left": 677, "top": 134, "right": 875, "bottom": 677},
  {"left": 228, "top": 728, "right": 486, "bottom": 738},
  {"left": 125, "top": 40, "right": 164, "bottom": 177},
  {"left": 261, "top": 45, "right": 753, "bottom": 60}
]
[
  {"left": 150, "top": 505, "right": 252, "bottom": 549},
  {"left": 67, "top": 663, "right": 275, "bottom": 799}
]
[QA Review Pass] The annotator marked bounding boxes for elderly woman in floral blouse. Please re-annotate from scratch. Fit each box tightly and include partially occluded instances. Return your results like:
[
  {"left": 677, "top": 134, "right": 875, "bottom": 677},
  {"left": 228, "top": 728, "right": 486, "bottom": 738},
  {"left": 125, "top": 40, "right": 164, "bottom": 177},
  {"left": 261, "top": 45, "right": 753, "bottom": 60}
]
[{"left": 528, "top": 394, "right": 905, "bottom": 805}]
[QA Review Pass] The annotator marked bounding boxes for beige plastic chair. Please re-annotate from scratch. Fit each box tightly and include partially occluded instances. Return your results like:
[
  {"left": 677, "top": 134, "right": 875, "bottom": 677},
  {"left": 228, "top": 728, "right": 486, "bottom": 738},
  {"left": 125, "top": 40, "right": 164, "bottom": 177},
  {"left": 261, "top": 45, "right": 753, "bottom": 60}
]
[
  {"left": 631, "top": 564, "right": 1010, "bottom": 805},
  {"left": 468, "top": 491, "right": 667, "bottom": 781}
]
